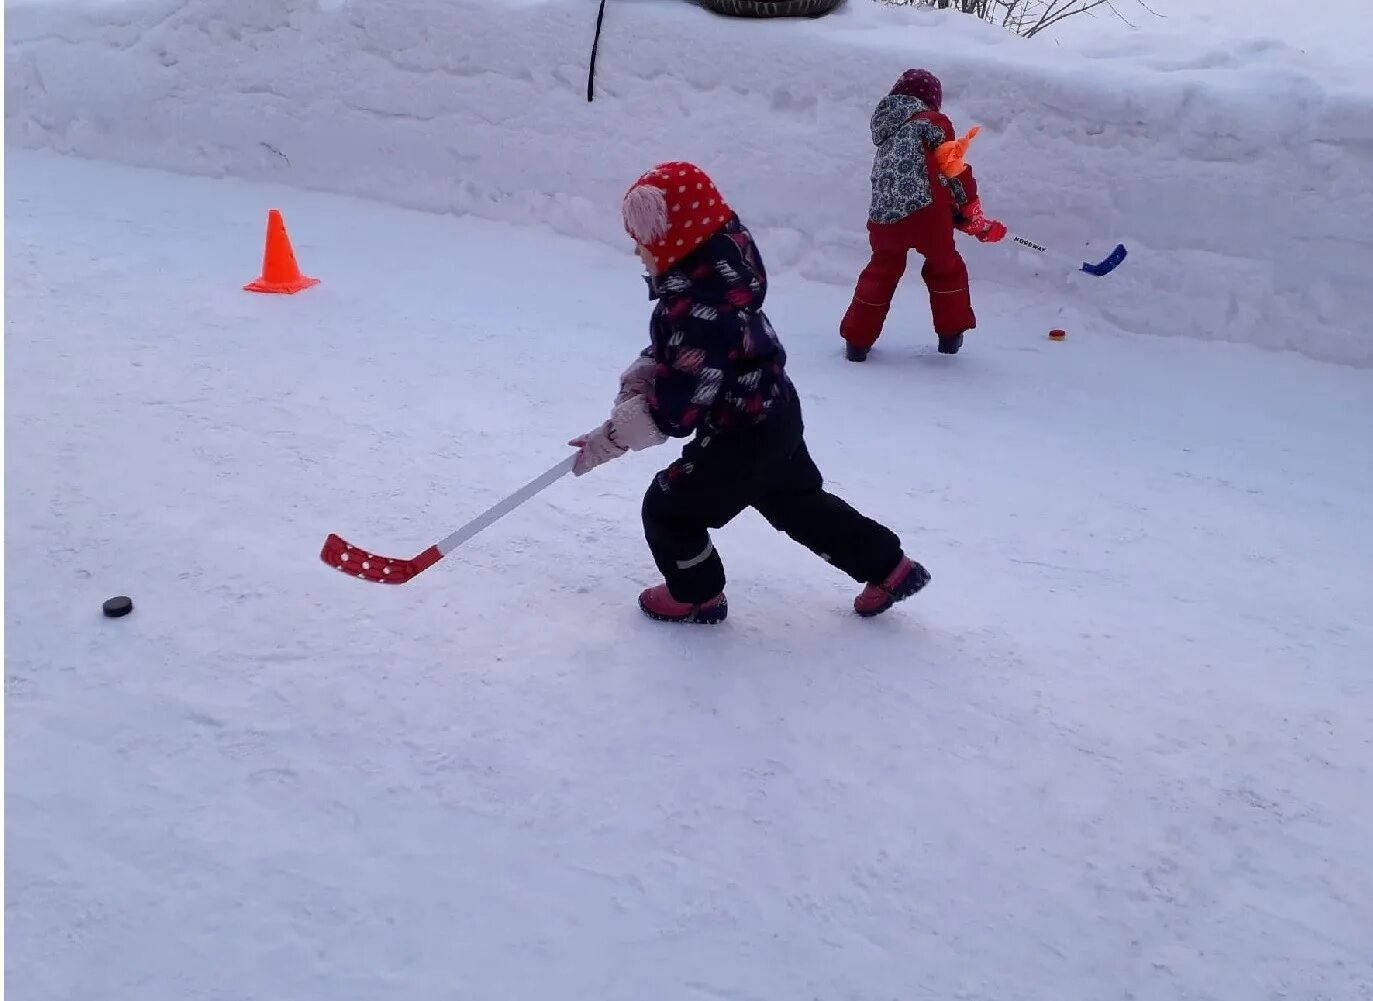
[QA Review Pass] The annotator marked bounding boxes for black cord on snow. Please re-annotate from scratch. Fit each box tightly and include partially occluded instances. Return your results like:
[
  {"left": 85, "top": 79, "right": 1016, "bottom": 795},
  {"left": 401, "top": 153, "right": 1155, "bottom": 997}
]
[{"left": 587, "top": 0, "right": 607, "bottom": 102}]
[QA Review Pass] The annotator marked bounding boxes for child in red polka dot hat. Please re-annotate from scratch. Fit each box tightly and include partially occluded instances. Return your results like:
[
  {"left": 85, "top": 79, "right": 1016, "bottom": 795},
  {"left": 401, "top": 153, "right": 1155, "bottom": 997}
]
[
  {"left": 620, "top": 161, "right": 736, "bottom": 275},
  {"left": 567, "top": 161, "right": 931, "bottom": 626}
]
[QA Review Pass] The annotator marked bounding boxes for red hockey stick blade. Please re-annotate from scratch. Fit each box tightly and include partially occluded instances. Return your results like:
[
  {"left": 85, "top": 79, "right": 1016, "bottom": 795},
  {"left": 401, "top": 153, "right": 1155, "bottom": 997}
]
[{"left": 319, "top": 533, "right": 442, "bottom": 585}]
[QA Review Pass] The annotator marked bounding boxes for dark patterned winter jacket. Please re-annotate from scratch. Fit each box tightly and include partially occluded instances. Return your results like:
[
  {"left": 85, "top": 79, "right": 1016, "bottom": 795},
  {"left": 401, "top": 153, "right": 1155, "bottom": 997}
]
[
  {"left": 868, "top": 93, "right": 980, "bottom": 225},
  {"left": 642, "top": 216, "right": 794, "bottom": 439}
]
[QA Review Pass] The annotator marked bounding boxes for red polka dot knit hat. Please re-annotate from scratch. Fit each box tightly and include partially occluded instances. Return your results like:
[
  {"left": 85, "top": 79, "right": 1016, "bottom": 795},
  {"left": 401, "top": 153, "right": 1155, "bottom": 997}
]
[{"left": 622, "top": 162, "right": 734, "bottom": 274}]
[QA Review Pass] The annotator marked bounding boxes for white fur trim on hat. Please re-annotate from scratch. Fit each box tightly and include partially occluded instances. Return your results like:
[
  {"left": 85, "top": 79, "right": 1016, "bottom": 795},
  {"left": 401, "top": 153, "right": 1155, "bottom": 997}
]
[{"left": 622, "top": 184, "right": 670, "bottom": 245}]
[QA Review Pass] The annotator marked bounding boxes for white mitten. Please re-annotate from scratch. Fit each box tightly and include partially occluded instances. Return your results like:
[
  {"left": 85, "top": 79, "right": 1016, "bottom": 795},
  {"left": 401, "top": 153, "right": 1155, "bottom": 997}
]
[{"left": 614, "top": 354, "right": 658, "bottom": 406}]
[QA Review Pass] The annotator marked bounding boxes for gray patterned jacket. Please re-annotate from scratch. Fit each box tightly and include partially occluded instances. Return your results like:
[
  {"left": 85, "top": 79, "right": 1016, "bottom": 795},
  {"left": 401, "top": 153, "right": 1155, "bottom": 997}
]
[{"left": 867, "top": 94, "right": 974, "bottom": 225}]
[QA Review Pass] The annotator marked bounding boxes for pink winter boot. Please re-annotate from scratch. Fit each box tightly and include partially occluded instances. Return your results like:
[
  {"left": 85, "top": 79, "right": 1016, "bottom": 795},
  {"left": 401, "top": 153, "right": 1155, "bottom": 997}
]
[
  {"left": 854, "top": 556, "right": 931, "bottom": 617},
  {"left": 638, "top": 584, "right": 728, "bottom": 625}
]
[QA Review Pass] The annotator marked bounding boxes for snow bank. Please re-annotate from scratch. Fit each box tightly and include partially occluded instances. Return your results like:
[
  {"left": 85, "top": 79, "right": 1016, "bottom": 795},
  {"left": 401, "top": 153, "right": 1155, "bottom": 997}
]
[
  {"left": 1052, "top": 0, "right": 1373, "bottom": 80},
  {"left": 6, "top": 0, "right": 1372, "bottom": 365}
]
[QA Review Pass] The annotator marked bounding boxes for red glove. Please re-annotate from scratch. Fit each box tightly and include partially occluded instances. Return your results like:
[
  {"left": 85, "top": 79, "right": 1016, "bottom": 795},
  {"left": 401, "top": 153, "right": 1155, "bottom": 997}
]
[{"left": 955, "top": 199, "right": 1007, "bottom": 243}]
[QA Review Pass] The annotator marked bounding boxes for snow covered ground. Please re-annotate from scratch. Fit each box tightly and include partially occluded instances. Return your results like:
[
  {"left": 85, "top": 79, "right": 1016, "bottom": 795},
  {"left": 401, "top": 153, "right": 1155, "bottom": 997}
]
[
  {"left": 7, "top": 0, "right": 1373, "bottom": 365},
  {"left": 7, "top": 0, "right": 1373, "bottom": 995},
  {"left": 6, "top": 148, "right": 1373, "bottom": 1000}
]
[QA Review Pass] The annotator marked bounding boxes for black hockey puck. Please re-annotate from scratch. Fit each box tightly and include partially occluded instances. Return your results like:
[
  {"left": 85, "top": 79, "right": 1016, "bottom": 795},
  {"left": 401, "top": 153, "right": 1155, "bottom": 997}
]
[{"left": 102, "top": 595, "right": 134, "bottom": 618}]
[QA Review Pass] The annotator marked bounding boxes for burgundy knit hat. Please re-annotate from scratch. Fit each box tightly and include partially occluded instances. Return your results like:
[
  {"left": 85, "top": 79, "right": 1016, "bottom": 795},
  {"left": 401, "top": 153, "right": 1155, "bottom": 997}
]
[
  {"left": 889, "top": 68, "right": 942, "bottom": 111},
  {"left": 622, "top": 161, "right": 733, "bottom": 275}
]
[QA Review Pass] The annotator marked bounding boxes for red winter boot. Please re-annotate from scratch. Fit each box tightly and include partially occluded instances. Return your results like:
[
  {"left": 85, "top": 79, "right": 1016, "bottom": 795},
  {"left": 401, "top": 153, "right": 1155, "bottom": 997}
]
[
  {"left": 638, "top": 584, "right": 728, "bottom": 625},
  {"left": 854, "top": 556, "right": 931, "bottom": 617}
]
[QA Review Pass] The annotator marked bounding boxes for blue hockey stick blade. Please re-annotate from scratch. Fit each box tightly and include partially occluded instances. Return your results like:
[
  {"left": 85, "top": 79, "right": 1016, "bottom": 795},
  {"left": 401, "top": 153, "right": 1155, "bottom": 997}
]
[{"left": 1080, "top": 243, "right": 1127, "bottom": 277}]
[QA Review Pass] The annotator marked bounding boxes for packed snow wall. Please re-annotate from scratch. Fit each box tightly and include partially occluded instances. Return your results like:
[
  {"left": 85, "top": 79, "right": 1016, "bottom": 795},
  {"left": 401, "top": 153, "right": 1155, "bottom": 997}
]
[{"left": 7, "top": 0, "right": 1372, "bottom": 365}]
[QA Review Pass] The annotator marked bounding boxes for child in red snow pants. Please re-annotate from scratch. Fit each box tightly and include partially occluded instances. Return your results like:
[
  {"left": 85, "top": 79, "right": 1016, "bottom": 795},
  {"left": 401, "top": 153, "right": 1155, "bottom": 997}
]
[
  {"left": 841, "top": 204, "right": 975, "bottom": 352},
  {"left": 841, "top": 67, "right": 1006, "bottom": 359}
]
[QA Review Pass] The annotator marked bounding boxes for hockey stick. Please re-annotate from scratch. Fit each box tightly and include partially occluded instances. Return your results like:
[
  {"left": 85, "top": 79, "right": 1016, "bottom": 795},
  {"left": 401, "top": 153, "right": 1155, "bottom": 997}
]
[
  {"left": 320, "top": 455, "right": 576, "bottom": 584},
  {"left": 1008, "top": 232, "right": 1128, "bottom": 278}
]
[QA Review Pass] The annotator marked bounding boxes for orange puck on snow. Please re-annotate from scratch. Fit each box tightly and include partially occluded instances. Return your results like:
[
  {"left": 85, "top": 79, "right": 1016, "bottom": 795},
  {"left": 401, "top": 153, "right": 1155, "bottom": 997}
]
[{"left": 1048, "top": 329, "right": 1067, "bottom": 341}]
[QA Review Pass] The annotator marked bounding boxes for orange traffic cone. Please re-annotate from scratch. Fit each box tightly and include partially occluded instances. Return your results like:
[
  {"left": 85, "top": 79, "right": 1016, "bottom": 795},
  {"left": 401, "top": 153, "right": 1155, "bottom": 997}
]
[{"left": 244, "top": 209, "right": 320, "bottom": 294}]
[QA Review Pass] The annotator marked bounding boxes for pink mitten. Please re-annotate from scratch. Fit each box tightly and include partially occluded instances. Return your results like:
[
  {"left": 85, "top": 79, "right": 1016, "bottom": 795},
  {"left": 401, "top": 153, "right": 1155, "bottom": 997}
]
[
  {"left": 614, "top": 354, "right": 658, "bottom": 406},
  {"left": 608, "top": 395, "right": 669, "bottom": 452},
  {"left": 568, "top": 421, "right": 626, "bottom": 477},
  {"left": 568, "top": 397, "right": 667, "bottom": 477}
]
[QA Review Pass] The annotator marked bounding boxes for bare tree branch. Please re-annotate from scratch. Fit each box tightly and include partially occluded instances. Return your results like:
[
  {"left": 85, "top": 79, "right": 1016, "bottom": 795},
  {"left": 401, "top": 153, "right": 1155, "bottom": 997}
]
[{"left": 874, "top": 0, "right": 1159, "bottom": 39}]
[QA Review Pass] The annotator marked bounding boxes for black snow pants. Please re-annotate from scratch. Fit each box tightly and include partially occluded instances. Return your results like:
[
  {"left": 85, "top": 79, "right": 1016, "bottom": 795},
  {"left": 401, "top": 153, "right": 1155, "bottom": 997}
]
[{"left": 641, "top": 395, "right": 905, "bottom": 604}]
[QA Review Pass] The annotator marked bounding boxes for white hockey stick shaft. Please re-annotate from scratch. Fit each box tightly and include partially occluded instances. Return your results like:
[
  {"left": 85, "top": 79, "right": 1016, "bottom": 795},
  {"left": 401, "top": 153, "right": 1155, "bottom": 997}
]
[
  {"left": 1007, "top": 231, "right": 1128, "bottom": 278},
  {"left": 435, "top": 455, "right": 576, "bottom": 556}
]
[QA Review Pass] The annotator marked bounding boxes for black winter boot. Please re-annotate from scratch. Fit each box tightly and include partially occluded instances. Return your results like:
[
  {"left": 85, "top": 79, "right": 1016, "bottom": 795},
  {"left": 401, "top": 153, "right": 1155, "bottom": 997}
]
[
  {"left": 845, "top": 343, "right": 869, "bottom": 362},
  {"left": 937, "top": 332, "right": 964, "bottom": 355}
]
